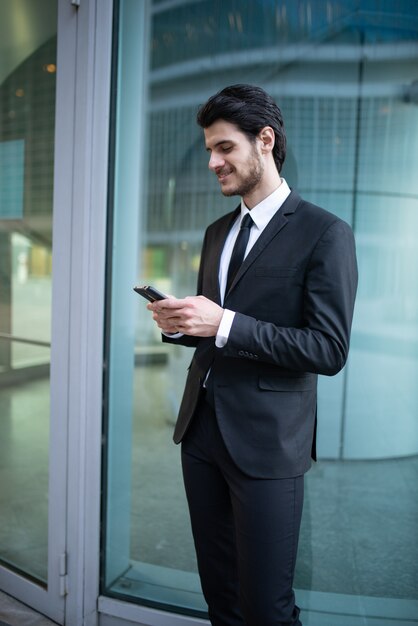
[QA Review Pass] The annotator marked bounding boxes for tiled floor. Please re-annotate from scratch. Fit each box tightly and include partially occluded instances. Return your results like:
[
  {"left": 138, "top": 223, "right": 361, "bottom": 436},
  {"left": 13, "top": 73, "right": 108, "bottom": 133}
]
[
  {"left": 0, "top": 379, "right": 49, "bottom": 581},
  {"left": 0, "top": 591, "right": 57, "bottom": 626}
]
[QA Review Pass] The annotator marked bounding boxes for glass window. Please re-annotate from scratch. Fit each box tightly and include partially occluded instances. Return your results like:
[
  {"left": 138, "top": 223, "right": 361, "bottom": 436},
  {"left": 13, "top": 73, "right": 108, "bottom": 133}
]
[
  {"left": 103, "top": 0, "right": 418, "bottom": 622},
  {"left": 0, "top": 0, "right": 57, "bottom": 583}
]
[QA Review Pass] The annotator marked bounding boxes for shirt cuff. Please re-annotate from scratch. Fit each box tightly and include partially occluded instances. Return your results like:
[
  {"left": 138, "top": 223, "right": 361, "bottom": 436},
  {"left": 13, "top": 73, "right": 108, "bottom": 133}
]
[
  {"left": 216, "top": 309, "right": 236, "bottom": 348},
  {"left": 162, "top": 332, "right": 184, "bottom": 338}
]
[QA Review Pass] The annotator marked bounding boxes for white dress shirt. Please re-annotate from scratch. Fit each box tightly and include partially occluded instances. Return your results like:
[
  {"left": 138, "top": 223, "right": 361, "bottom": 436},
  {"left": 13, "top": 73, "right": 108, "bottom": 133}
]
[
  {"left": 164, "top": 179, "right": 291, "bottom": 346},
  {"left": 215, "top": 179, "right": 291, "bottom": 347}
]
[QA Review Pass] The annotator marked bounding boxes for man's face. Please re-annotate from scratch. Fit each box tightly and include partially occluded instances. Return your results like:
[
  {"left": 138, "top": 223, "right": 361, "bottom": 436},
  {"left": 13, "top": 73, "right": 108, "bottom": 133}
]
[{"left": 204, "top": 120, "right": 264, "bottom": 198}]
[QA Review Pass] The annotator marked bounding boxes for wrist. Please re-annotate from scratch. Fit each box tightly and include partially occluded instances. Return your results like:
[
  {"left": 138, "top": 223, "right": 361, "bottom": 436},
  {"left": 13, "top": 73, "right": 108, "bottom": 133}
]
[{"left": 216, "top": 309, "right": 235, "bottom": 347}]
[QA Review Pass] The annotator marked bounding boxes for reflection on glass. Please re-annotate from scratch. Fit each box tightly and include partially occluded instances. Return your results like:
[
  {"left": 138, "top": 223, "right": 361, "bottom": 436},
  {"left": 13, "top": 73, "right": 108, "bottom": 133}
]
[
  {"left": 0, "top": 0, "right": 57, "bottom": 584},
  {"left": 104, "top": 0, "right": 418, "bottom": 622}
]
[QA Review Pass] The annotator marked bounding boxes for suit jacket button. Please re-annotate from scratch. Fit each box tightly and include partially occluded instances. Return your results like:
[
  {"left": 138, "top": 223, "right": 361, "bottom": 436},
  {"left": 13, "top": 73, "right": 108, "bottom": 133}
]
[{"left": 238, "top": 350, "right": 245, "bottom": 356}]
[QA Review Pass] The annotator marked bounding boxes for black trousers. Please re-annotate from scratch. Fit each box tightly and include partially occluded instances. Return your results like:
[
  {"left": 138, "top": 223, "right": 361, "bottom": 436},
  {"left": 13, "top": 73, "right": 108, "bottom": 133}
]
[{"left": 181, "top": 397, "right": 304, "bottom": 626}]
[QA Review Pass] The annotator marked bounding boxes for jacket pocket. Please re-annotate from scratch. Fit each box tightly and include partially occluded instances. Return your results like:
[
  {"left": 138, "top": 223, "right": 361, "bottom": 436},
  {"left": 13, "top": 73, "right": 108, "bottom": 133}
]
[
  {"left": 255, "top": 267, "right": 298, "bottom": 278},
  {"left": 258, "top": 374, "right": 315, "bottom": 391}
]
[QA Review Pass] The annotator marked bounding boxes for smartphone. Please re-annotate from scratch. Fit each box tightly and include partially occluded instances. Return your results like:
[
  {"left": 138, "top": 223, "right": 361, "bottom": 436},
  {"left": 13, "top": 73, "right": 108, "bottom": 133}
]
[{"left": 133, "top": 285, "right": 168, "bottom": 302}]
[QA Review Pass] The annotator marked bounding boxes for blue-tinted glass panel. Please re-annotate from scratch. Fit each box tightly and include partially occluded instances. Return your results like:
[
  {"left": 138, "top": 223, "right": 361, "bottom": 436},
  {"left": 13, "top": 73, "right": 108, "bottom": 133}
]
[
  {"left": 0, "top": 0, "right": 57, "bottom": 583},
  {"left": 104, "top": 1, "right": 418, "bottom": 623}
]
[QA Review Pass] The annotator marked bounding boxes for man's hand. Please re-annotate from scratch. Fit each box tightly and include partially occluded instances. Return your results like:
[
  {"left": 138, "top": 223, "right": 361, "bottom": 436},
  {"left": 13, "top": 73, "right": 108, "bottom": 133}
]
[{"left": 147, "top": 296, "right": 223, "bottom": 337}]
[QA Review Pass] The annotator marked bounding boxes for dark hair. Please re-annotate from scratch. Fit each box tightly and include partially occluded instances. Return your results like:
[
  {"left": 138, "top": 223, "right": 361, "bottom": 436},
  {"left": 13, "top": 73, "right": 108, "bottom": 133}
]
[{"left": 197, "top": 84, "right": 286, "bottom": 173}]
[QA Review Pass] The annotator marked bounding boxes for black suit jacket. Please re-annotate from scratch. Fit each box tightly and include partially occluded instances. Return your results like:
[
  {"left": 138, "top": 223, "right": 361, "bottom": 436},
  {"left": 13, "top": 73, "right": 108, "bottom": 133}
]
[{"left": 164, "top": 190, "right": 358, "bottom": 478}]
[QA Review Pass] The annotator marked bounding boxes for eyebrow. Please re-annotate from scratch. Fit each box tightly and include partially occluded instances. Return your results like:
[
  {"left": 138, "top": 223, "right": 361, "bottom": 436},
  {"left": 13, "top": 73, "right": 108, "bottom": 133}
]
[{"left": 205, "top": 139, "right": 234, "bottom": 152}]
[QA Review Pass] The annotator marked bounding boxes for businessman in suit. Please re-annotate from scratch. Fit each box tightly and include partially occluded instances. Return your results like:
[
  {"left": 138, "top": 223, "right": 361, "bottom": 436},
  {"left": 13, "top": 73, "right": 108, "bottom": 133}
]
[{"left": 148, "top": 84, "right": 358, "bottom": 626}]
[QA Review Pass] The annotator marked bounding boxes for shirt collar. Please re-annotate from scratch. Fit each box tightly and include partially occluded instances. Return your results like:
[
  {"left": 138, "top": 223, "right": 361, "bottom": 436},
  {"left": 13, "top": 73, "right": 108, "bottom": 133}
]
[{"left": 240, "top": 178, "right": 291, "bottom": 230}]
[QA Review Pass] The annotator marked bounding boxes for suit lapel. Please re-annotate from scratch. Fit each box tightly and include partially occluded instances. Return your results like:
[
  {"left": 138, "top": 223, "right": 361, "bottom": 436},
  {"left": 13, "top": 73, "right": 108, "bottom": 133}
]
[
  {"left": 209, "top": 206, "right": 240, "bottom": 303},
  {"left": 226, "top": 190, "right": 302, "bottom": 295}
]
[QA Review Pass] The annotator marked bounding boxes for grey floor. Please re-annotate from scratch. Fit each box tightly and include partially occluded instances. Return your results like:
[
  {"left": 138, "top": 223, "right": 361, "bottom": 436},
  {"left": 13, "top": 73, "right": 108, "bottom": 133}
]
[
  {"left": 0, "top": 379, "right": 49, "bottom": 582},
  {"left": 0, "top": 591, "right": 57, "bottom": 626}
]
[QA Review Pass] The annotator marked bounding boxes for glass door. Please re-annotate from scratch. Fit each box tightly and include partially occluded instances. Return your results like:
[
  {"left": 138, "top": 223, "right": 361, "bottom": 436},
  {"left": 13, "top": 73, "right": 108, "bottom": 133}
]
[
  {"left": 0, "top": 0, "right": 75, "bottom": 622},
  {"left": 102, "top": 1, "right": 418, "bottom": 625}
]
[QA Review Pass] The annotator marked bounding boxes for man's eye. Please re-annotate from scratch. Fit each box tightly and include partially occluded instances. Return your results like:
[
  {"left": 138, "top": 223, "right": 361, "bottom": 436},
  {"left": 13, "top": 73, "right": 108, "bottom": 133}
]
[{"left": 222, "top": 146, "right": 232, "bottom": 153}]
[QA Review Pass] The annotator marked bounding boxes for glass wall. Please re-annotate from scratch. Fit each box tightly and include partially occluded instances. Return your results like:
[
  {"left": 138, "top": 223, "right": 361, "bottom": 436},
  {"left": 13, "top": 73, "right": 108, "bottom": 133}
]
[
  {"left": 103, "top": 0, "right": 418, "bottom": 622},
  {"left": 0, "top": 0, "right": 57, "bottom": 583}
]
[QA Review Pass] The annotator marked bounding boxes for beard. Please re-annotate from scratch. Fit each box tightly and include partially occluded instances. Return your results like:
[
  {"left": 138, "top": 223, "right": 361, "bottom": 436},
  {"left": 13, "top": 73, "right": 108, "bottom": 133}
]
[{"left": 220, "top": 145, "right": 264, "bottom": 198}]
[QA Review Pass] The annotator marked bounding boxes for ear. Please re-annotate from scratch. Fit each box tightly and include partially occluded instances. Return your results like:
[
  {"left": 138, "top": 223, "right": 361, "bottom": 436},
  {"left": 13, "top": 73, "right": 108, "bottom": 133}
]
[{"left": 258, "top": 126, "right": 275, "bottom": 154}]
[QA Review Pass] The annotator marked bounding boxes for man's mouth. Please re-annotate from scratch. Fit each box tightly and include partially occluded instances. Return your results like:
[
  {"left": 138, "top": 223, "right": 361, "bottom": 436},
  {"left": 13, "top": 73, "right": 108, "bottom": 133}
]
[{"left": 217, "top": 169, "right": 233, "bottom": 182}]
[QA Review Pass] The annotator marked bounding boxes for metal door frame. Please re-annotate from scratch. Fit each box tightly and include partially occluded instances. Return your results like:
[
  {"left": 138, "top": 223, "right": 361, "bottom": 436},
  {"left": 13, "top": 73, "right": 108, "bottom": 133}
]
[{"left": 0, "top": 1, "right": 113, "bottom": 624}]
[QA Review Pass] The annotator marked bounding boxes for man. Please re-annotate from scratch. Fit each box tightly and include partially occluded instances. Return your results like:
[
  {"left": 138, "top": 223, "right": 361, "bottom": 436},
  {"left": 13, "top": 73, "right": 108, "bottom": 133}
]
[{"left": 148, "top": 84, "right": 358, "bottom": 626}]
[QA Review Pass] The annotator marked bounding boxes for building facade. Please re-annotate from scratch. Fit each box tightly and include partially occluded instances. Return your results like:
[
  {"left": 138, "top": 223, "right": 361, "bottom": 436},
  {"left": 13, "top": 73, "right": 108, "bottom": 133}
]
[{"left": 0, "top": 1, "right": 417, "bottom": 624}]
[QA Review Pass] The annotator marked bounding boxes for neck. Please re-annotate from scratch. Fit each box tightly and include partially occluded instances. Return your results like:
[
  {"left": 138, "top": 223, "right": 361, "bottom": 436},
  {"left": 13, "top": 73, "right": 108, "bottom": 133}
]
[{"left": 243, "top": 170, "right": 282, "bottom": 209}]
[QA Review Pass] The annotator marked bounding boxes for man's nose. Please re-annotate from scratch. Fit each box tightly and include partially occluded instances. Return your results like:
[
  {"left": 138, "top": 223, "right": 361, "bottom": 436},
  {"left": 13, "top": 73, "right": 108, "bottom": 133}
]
[{"left": 208, "top": 153, "right": 224, "bottom": 171}]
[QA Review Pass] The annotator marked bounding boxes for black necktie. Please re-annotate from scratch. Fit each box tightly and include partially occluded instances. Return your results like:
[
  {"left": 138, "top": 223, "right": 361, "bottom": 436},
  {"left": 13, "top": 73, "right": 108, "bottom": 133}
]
[{"left": 226, "top": 213, "right": 253, "bottom": 293}]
